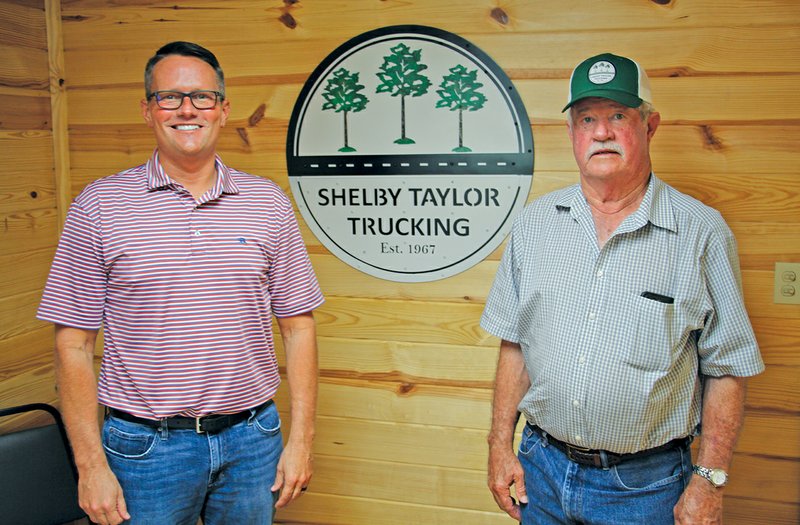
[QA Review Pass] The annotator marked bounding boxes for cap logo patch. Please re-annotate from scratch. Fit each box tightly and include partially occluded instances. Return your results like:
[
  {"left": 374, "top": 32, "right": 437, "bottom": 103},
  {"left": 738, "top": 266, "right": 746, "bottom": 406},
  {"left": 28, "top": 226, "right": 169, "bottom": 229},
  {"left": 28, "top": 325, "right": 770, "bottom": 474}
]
[{"left": 588, "top": 61, "right": 616, "bottom": 84}]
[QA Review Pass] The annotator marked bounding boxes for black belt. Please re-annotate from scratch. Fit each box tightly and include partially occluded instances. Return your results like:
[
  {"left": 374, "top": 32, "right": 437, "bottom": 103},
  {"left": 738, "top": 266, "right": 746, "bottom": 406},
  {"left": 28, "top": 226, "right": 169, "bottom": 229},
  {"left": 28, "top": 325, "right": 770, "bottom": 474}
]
[
  {"left": 528, "top": 423, "right": 692, "bottom": 468},
  {"left": 108, "top": 399, "right": 274, "bottom": 434}
]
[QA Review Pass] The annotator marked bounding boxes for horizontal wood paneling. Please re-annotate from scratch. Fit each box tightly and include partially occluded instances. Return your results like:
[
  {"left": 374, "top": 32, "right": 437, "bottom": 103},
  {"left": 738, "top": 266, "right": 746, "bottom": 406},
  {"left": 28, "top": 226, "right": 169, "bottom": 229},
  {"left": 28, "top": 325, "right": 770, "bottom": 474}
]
[
  {"left": 314, "top": 296, "right": 492, "bottom": 347},
  {"left": 0, "top": 93, "right": 51, "bottom": 129},
  {"left": 0, "top": 43, "right": 49, "bottom": 89},
  {"left": 0, "top": 130, "right": 53, "bottom": 165},
  {"left": 65, "top": 123, "right": 800, "bottom": 186},
  {"left": 0, "top": 362, "right": 57, "bottom": 416},
  {"left": 274, "top": 379, "right": 492, "bottom": 431},
  {"left": 0, "top": 1, "right": 47, "bottom": 50},
  {"left": 274, "top": 492, "right": 509, "bottom": 525},
  {"left": 0, "top": 289, "right": 50, "bottom": 341},
  {"left": 0, "top": 246, "right": 54, "bottom": 300},
  {"left": 290, "top": 454, "right": 499, "bottom": 513},
  {"left": 64, "top": 76, "right": 800, "bottom": 126},
  {"left": 725, "top": 453, "right": 799, "bottom": 504},
  {"left": 724, "top": 498, "right": 800, "bottom": 525},
  {"left": 0, "top": 207, "right": 58, "bottom": 254},
  {"left": 750, "top": 317, "right": 800, "bottom": 366},
  {"left": 0, "top": 167, "right": 54, "bottom": 213},
  {"left": 0, "top": 0, "right": 57, "bottom": 448},
  {"left": 0, "top": 1, "right": 791, "bottom": 523},
  {"left": 58, "top": 1, "right": 800, "bottom": 68},
  {"left": 0, "top": 325, "right": 53, "bottom": 382}
]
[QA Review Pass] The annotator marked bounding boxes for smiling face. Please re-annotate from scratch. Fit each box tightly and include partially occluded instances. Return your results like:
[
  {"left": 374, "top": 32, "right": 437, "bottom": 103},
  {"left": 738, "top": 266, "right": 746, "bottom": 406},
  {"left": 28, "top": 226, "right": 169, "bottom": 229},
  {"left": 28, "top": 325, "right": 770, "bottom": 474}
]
[
  {"left": 141, "top": 55, "right": 230, "bottom": 167},
  {"left": 567, "top": 97, "right": 659, "bottom": 186}
]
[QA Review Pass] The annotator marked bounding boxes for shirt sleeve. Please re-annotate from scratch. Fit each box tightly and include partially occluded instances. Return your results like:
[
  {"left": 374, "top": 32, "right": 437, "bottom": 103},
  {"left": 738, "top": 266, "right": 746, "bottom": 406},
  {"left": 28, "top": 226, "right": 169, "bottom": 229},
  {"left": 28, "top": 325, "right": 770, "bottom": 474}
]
[
  {"left": 480, "top": 217, "right": 522, "bottom": 343},
  {"left": 37, "top": 199, "right": 107, "bottom": 329},
  {"left": 267, "top": 194, "right": 324, "bottom": 318},
  {"left": 696, "top": 223, "right": 765, "bottom": 377}
]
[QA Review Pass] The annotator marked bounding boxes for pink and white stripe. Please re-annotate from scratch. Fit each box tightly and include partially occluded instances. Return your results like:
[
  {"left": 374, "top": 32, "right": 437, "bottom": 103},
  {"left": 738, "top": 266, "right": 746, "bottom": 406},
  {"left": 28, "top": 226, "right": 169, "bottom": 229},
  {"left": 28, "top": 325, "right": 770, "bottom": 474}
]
[{"left": 38, "top": 151, "right": 324, "bottom": 419}]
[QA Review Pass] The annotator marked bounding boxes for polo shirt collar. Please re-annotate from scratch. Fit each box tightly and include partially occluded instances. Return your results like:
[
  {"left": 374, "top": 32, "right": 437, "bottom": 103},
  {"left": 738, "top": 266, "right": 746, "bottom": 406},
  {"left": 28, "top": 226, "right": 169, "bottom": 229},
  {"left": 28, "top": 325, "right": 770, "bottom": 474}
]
[
  {"left": 145, "top": 149, "right": 240, "bottom": 195},
  {"left": 556, "top": 173, "right": 677, "bottom": 233}
]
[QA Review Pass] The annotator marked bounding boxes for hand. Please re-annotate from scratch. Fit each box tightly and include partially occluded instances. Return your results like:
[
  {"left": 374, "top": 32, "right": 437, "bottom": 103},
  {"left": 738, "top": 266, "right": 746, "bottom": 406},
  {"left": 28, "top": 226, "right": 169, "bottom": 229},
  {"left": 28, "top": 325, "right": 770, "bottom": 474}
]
[
  {"left": 487, "top": 444, "right": 528, "bottom": 521},
  {"left": 271, "top": 439, "right": 313, "bottom": 508},
  {"left": 674, "top": 477, "right": 724, "bottom": 524},
  {"left": 78, "top": 463, "right": 130, "bottom": 525}
]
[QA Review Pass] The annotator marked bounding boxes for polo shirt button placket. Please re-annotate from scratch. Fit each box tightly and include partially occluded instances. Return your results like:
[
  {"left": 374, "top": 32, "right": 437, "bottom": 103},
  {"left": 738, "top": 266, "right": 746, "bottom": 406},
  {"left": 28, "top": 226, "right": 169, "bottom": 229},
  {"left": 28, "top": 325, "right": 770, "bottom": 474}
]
[{"left": 190, "top": 226, "right": 204, "bottom": 256}]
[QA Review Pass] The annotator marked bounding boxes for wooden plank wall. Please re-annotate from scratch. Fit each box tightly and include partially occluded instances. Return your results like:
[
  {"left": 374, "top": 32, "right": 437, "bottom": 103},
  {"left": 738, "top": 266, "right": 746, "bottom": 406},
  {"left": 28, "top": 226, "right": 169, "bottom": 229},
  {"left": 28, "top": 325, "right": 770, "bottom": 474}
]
[
  {"left": 0, "top": 0, "right": 65, "bottom": 432},
  {"left": 0, "top": 1, "right": 797, "bottom": 523}
]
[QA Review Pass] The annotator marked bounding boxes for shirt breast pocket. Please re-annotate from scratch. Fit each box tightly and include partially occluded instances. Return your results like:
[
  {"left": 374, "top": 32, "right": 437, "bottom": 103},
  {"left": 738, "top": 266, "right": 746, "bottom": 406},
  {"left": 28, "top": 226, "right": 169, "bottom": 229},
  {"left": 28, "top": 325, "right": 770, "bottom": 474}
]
[{"left": 628, "top": 293, "right": 676, "bottom": 371}]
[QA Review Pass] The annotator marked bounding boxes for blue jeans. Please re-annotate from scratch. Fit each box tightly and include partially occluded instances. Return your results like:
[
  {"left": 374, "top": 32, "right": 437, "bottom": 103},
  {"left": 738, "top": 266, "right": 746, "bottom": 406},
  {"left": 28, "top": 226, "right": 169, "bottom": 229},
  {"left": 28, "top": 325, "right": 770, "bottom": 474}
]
[
  {"left": 103, "top": 402, "right": 282, "bottom": 525},
  {"left": 518, "top": 424, "right": 692, "bottom": 525}
]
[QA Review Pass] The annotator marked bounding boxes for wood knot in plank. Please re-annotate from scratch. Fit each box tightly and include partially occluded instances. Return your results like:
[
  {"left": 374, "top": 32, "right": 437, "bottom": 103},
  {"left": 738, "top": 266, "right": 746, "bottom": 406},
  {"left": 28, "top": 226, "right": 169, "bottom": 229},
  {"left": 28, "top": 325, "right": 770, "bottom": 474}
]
[
  {"left": 650, "top": 0, "right": 672, "bottom": 4},
  {"left": 284, "top": 0, "right": 300, "bottom": 4},
  {"left": 279, "top": 12, "right": 297, "bottom": 29},
  {"left": 249, "top": 103, "right": 266, "bottom": 127},
  {"left": 236, "top": 128, "right": 250, "bottom": 147},
  {"left": 699, "top": 125, "right": 724, "bottom": 151},
  {"left": 398, "top": 382, "right": 416, "bottom": 395},
  {"left": 668, "top": 67, "right": 691, "bottom": 78},
  {"left": 62, "top": 14, "right": 89, "bottom": 22},
  {"left": 490, "top": 7, "right": 509, "bottom": 25}
]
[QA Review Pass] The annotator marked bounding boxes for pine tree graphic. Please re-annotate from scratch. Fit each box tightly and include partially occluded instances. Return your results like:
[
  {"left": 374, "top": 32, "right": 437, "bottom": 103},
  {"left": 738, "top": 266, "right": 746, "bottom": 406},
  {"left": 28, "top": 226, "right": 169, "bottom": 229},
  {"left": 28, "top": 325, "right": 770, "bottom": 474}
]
[
  {"left": 321, "top": 68, "right": 369, "bottom": 152},
  {"left": 376, "top": 43, "right": 431, "bottom": 145},
  {"left": 435, "top": 64, "right": 487, "bottom": 152}
]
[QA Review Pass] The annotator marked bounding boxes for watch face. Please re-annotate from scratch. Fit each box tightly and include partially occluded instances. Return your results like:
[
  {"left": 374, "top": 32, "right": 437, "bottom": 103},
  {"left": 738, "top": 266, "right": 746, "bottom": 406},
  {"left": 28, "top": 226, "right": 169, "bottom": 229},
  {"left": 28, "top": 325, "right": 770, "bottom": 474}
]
[{"left": 710, "top": 469, "right": 727, "bottom": 486}]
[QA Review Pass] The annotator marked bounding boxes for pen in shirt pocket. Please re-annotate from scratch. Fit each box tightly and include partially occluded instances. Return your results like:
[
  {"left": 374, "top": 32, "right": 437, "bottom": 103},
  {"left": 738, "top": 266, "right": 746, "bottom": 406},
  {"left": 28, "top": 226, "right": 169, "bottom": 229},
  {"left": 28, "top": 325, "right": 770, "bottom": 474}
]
[{"left": 641, "top": 291, "right": 674, "bottom": 304}]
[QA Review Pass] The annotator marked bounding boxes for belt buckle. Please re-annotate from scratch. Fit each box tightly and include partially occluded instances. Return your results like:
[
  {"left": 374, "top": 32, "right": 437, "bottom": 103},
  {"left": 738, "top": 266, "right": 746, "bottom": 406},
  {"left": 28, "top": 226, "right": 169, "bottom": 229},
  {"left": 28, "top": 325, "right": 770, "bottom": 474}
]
[
  {"left": 566, "top": 444, "right": 592, "bottom": 464},
  {"left": 195, "top": 417, "right": 205, "bottom": 434}
]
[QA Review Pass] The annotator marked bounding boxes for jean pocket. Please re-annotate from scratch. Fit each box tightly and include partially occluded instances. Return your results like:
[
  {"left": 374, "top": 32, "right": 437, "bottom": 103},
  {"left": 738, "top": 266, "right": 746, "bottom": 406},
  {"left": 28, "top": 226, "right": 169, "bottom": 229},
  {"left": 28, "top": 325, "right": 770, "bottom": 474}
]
[
  {"left": 613, "top": 447, "right": 686, "bottom": 490},
  {"left": 252, "top": 403, "right": 282, "bottom": 436},
  {"left": 102, "top": 419, "right": 159, "bottom": 459},
  {"left": 518, "top": 424, "right": 545, "bottom": 457}
]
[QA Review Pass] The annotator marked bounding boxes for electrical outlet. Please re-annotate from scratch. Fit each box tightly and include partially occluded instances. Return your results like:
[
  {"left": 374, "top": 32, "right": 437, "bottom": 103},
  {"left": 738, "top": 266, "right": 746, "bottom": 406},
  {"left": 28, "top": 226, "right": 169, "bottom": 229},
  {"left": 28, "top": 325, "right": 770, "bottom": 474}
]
[{"left": 774, "top": 262, "right": 800, "bottom": 305}]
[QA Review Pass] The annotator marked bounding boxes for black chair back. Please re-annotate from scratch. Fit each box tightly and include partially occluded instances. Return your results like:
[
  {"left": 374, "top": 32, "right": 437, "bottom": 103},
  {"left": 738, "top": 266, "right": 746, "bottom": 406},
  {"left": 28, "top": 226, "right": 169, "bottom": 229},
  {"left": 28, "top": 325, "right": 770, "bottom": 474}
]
[{"left": 0, "top": 403, "right": 86, "bottom": 525}]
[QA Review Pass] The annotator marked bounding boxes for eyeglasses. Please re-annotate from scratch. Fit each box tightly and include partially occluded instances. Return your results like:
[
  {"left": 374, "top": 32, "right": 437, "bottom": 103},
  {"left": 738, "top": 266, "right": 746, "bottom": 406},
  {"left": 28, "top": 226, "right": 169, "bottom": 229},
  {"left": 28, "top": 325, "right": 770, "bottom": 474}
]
[{"left": 147, "top": 90, "right": 224, "bottom": 110}]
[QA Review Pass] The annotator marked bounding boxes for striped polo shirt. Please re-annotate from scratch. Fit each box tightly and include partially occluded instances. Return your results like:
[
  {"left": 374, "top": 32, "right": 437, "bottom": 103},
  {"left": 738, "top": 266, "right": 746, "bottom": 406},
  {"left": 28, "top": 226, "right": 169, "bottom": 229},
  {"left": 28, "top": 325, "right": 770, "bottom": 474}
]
[{"left": 38, "top": 150, "right": 324, "bottom": 419}]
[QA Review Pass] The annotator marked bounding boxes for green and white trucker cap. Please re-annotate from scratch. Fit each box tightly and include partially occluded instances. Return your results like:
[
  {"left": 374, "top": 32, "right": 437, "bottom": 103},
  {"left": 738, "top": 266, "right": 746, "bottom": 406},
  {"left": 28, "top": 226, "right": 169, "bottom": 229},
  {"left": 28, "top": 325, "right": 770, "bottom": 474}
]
[{"left": 562, "top": 53, "right": 652, "bottom": 112}]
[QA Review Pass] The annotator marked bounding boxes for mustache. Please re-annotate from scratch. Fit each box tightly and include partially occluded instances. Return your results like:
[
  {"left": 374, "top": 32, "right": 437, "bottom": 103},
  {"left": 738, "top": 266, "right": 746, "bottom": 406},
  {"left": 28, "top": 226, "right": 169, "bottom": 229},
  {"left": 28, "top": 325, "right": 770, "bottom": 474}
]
[{"left": 586, "top": 142, "right": 624, "bottom": 161}]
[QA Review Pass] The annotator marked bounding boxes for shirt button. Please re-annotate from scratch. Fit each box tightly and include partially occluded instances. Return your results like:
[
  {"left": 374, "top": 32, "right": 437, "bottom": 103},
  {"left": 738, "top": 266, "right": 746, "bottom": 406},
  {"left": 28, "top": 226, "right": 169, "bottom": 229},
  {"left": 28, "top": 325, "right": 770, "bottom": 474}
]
[
  {"left": 575, "top": 435, "right": 583, "bottom": 443},
  {"left": 573, "top": 400, "right": 580, "bottom": 408},
  {"left": 193, "top": 230, "right": 201, "bottom": 236},
  {"left": 596, "top": 269, "right": 604, "bottom": 278},
  {"left": 578, "top": 356, "right": 586, "bottom": 364},
  {"left": 588, "top": 312, "right": 596, "bottom": 321}
]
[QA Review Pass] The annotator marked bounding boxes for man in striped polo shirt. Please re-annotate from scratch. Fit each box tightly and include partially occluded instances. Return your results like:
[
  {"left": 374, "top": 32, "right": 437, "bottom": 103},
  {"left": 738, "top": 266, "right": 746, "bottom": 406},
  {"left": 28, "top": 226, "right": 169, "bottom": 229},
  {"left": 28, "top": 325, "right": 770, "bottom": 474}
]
[
  {"left": 38, "top": 41, "right": 324, "bottom": 525},
  {"left": 482, "top": 53, "right": 764, "bottom": 524}
]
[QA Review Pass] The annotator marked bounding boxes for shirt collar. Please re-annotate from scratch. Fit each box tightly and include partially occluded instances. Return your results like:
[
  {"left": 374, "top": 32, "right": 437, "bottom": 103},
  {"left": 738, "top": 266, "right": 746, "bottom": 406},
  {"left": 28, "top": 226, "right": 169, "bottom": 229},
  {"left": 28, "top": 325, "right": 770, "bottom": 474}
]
[
  {"left": 555, "top": 173, "right": 677, "bottom": 233},
  {"left": 145, "top": 149, "right": 240, "bottom": 195}
]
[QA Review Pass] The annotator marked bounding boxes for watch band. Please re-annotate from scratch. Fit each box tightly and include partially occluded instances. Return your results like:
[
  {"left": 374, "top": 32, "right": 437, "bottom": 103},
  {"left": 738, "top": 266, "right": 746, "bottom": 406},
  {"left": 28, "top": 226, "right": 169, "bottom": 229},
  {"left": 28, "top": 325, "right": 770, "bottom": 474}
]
[{"left": 692, "top": 464, "right": 728, "bottom": 487}]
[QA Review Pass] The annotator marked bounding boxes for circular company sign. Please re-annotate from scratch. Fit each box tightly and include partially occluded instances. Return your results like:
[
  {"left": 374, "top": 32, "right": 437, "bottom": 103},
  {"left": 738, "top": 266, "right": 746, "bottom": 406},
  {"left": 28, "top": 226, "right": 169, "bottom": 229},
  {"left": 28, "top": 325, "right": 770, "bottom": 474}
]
[{"left": 287, "top": 25, "right": 533, "bottom": 282}]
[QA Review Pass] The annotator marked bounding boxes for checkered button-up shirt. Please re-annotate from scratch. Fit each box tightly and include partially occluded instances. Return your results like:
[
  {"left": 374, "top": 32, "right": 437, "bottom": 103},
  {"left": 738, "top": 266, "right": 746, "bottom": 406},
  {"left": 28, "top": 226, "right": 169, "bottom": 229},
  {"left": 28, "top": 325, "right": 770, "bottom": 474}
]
[{"left": 481, "top": 175, "right": 764, "bottom": 454}]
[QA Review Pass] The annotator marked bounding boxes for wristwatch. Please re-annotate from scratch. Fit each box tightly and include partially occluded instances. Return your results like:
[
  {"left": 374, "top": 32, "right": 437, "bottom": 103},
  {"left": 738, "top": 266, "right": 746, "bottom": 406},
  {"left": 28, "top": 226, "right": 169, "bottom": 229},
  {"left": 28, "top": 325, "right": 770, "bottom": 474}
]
[{"left": 692, "top": 464, "right": 728, "bottom": 487}]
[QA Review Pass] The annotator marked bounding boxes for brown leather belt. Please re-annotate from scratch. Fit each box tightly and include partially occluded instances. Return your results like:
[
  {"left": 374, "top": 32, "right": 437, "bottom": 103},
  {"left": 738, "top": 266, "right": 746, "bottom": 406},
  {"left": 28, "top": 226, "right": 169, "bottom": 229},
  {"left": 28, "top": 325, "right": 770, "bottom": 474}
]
[
  {"left": 108, "top": 399, "right": 273, "bottom": 434},
  {"left": 528, "top": 423, "right": 692, "bottom": 468}
]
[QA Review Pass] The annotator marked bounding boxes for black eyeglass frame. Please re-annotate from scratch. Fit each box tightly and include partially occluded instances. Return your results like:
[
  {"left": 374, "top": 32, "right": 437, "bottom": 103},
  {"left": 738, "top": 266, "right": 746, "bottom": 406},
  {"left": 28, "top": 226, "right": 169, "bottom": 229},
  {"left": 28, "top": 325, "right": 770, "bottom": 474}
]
[{"left": 147, "top": 90, "right": 225, "bottom": 110}]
